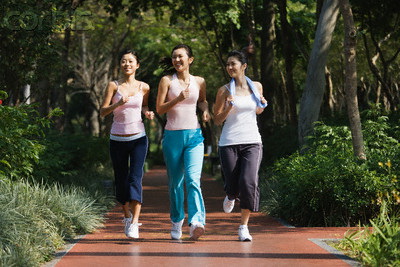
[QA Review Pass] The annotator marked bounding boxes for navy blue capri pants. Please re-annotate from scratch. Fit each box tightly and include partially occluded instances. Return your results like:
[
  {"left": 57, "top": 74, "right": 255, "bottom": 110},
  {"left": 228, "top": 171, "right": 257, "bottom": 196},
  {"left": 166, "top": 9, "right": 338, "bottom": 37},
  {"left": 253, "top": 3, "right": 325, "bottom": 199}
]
[{"left": 109, "top": 136, "right": 148, "bottom": 204}]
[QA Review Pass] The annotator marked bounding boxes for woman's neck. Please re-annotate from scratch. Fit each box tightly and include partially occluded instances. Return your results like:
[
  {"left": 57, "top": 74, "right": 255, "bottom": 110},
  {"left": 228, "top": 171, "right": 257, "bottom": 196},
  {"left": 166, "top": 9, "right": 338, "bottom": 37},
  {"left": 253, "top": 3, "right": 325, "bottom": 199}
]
[
  {"left": 234, "top": 76, "right": 247, "bottom": 89},
  {"left": 176, "top": 70, "right": 191, "bottom": 83},
  {"left": 122, "top": 74, "right": 136, "bottom": 86}
]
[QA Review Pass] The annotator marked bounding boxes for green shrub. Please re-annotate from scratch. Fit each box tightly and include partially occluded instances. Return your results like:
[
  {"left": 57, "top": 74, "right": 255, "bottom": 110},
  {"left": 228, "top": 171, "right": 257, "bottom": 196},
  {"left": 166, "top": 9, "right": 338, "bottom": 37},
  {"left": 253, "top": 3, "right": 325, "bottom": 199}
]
[
  {"left": 262, "top": 115, "right": 400, "bottom": 226},
  {"left": 0, "top": 104, "right": 60, "bottom": 179},
  {"left": 33, "top": 132, "right": 111, "bottom": 183}
]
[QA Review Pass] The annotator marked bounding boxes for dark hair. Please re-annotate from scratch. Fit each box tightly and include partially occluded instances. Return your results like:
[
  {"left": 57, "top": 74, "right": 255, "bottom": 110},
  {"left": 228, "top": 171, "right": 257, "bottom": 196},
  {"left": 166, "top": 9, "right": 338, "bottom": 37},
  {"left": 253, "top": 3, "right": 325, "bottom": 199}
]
[
  {"left": 118, "top": 49, "right": 140, "bottom": 64},
  {"left": 172, "top": 44, "right": 193, "bottom": 58},
  {"left": 227, "top": 50, "right": 247, "bottom": 65},
  {"left": 159, "top": 44, "right": 194, "bottom": 75}
]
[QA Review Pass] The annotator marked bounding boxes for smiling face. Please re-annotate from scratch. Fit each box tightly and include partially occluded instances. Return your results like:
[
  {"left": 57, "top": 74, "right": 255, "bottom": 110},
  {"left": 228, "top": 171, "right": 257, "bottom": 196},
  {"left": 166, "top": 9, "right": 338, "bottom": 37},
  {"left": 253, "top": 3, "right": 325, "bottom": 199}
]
[
  {"left": 171, "top": 48, "right": 193, "bottom": 72},
  {"left": 226, "top": 56, "right": 247, "bottom": 78},
  {"left": 120, "top": 53, "right": 139, "bottom": 75}
]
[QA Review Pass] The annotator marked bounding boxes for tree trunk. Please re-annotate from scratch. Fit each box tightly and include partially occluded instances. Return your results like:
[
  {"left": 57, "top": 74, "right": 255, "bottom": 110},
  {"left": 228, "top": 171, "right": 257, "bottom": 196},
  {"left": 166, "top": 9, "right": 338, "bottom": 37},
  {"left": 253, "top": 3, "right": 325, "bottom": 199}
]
[
  {"left": 277, "top": 0, "right": 297, "bottom": 125},
  {"left": 55, "top": 27, "right": 70, "bottom": 132},
  {"left": 259, "top": 0, "right": 277, "bottom": 136},
  {"left": 339, "top": 0, "right": 366, "bottom": 159},
  {"left": 245, "top": 0, "right": 259, "bottom": 80},
  {"left": 21, "top": 84, "right": 31, "bottom": 104},
  {"left": 298, "top": 0, "right": 340, "bottom": 148},
  {"left": 325, "top": 67, "right": 335, "bottom": 115}
]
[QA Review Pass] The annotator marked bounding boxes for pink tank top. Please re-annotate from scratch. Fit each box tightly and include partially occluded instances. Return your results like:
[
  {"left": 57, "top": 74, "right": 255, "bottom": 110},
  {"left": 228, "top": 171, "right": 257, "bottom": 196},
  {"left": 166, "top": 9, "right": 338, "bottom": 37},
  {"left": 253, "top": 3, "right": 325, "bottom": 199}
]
[
  {"left": 110, "top": 81, "right": 145, "bottom": 135},
  {"left": 165, "top": 74, "right": 200, "bottom": 130}
]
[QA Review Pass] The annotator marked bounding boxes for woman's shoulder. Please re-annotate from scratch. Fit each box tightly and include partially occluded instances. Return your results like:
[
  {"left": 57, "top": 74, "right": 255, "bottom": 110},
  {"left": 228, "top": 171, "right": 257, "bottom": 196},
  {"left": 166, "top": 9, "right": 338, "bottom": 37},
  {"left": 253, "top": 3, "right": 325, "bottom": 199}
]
[
  {"left": 252, "top": 81, "right": 263, "bottom": 93},
  {"left": 160, "top": 74, "right": 174, "bottom": 82},
  {"left": 192, "top": 75, "right": 205, "bottom": 85},
  {"left": 252, "top": 80, "right": 262, "bottom": 87},
  {"left": 107, "top": 80, "right": 118, "bottom": 91},
  {"left": 140, "top": 81, "right": 150, "bottom": 92},
  {"left": 217, "top": 84, "right": 230, "bottom": 96},
  {"left": 159, "top": 75, "right": 173, "bottom": 86}
]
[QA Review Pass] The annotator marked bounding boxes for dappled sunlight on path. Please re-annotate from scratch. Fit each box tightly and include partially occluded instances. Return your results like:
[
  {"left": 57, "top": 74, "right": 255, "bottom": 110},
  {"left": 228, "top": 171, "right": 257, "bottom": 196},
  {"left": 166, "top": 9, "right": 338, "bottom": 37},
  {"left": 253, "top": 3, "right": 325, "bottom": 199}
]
[{"left": 48, "top": 166, "right": 358, "bottom": 267}]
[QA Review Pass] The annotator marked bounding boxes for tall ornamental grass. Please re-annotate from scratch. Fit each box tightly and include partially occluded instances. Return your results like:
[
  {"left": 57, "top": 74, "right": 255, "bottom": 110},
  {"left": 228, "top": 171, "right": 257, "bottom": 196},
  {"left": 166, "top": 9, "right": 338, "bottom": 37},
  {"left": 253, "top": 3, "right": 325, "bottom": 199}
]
[
  {"left": 0, "top": 178, "right": 110, "bottom": 267},
  {"left": 338, "top": 201, "right": 400, "bottom": 267}
]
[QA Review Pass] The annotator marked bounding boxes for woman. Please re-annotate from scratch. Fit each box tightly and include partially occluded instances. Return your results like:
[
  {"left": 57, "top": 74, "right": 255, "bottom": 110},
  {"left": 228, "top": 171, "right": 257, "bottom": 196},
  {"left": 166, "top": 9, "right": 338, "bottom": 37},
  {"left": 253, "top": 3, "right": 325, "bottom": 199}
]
[
  {"left": 213, "top": 50, "right": 267, "bottom": 241},
  {"left": 100, "top": 49, "right": 154, "bottom": 239},
  {"left": 156, "top": 44, "right": 210, "bottom": 241}
]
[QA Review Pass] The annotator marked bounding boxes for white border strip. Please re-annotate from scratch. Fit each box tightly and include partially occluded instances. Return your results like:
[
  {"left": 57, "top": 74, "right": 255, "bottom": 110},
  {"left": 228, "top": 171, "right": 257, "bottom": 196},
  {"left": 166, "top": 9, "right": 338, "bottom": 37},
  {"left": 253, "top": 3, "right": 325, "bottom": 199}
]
[{"left": 309, "top": 238, "right": 362, "bottom": 267}]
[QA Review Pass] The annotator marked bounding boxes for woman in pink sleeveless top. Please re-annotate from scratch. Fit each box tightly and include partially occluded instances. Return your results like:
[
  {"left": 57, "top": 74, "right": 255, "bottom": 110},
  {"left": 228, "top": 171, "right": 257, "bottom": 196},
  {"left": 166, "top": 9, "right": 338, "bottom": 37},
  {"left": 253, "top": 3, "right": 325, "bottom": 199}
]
[
  {"left": 156, "top": 44, "right": 210, "bottom": 241},
  {"left": 100, "top": 49, "right": 154, "bottom": 239}
]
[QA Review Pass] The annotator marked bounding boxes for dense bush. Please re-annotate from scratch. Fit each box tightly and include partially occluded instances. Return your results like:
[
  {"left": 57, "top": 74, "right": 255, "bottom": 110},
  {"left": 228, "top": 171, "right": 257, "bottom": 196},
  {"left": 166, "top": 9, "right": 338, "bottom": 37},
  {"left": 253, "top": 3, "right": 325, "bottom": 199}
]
[
  {"left": 33, "top": 132, "right": 111, "bottom": 185},
  {"left": 0, "top": 96, "right": 114, "bottom": 265},
  {"left": 261, "top": 113, "right": 400, "bottom": 226},
  {"left": 0, "top": 103, "right": 62, "bottom": 179}
]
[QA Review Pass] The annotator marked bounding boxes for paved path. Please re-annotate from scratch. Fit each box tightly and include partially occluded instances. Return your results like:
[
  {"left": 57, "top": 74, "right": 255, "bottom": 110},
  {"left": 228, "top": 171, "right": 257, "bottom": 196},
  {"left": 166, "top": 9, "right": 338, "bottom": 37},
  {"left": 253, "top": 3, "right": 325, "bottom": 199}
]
[{"left": 50, "top": 166, "right": 358, "bottom": 267}]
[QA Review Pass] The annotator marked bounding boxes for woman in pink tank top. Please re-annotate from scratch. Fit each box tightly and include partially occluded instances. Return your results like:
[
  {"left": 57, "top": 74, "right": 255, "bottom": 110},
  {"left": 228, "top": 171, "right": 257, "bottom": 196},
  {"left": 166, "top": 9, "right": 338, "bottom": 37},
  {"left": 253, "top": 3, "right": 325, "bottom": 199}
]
[
  {"left": 100, "top": 49, "right": 154, "bottom": 239},
  {"left": 156, "top": 44, "right": 210, "bottom": 241}
]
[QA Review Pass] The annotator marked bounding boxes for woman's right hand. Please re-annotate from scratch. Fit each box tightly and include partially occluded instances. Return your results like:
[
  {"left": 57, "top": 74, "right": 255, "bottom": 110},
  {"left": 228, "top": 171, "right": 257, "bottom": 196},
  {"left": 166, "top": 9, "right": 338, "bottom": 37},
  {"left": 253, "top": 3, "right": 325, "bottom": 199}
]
[
  {"left": 118, "top": 95, "right": 129, "bottom": 106},
  {"left": 226, "top": 95, "right": 235, "bottom": 107},
  {"left": 178, "top": 87, "right": 190, "bottom": 101}
]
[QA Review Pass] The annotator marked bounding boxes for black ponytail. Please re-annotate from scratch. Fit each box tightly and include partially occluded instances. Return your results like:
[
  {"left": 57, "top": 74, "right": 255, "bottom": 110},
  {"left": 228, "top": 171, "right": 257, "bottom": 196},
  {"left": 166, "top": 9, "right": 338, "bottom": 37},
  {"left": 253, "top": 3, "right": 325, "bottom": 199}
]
[{"left": 159, "top": 56, "right": 175, "bottom": 76}]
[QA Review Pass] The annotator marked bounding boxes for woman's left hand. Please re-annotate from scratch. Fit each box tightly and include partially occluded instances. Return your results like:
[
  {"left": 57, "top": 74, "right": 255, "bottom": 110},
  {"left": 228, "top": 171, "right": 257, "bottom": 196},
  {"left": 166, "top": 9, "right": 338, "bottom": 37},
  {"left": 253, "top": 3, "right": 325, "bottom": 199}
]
[
  {"left": 145, "top": 111, "right": 155, "bottom": 120},
  {"left": 260, "top": 95, "right": 267, "bottom": 105},
  {"left": 202, "top": 110, "right": 211, "bottom": 122}
]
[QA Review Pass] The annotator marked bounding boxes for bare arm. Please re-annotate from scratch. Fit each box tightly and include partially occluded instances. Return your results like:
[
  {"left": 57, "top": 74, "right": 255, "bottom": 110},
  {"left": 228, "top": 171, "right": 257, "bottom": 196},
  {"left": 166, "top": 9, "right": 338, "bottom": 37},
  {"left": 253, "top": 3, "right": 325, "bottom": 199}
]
[
  {"left": 156, "top": 76, "right": 186, "bottom": 115},
  {"left": 213, "top": 86, "right": 234, "bottom": 126},
  {"left": 255, "top": 81, "right": 267, "bottom": 115},
  {"left": 196, "top": 76, "right": 210, "bottom": 122},
  {"left": 141, "top": 82, "right": 154, "bottom": 120},
  {"left": 100, "top": 81, "right": 126, "bottom": 117}
]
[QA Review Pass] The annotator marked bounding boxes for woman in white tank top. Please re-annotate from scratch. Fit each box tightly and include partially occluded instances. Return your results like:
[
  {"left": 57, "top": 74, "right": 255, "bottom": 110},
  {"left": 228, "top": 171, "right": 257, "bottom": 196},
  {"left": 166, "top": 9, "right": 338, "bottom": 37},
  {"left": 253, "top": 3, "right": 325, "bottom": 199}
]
[{"left": 213, "top": 50, "right": 267, "bottom": 242}]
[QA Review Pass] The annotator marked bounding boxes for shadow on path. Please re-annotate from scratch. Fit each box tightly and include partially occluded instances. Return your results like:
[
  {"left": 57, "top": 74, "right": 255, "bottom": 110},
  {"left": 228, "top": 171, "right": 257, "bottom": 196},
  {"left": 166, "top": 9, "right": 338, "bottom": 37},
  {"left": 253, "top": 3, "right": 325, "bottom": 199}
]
[{"left": 47, "top": 166, "right": 358, "bottom": 267}]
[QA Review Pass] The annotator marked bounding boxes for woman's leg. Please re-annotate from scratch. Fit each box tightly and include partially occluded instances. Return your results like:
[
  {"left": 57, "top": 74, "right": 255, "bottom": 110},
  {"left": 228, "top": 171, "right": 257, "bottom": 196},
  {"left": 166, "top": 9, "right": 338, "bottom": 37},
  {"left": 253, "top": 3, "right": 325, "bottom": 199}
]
[
  {"left": 109, "top": 140, "right": 130, "bottom": 206},
  {"left": 238, "top": 143, "right": 262, "bottom": 212},
  {"left": 219, "top": 145, "right": 240, "bottom": 199},
  {"left": 162, "top": 130, "right": 185, "bottom": 223},
  {"left": 127, "top": 136, "right": 148, "bottom": 223},
  {"left": 122, "top": 203, "right": 131, "bottom": 218},
  {"left": 238, "top": 208, "right": 252, "bottom": 241},
  {"left": 240, "top": 209, "right": 251, "bottom": 225},
  {"left": 184, "top": 129, "right": 205, "bottom": 225},
  {"left": 130, "top": 201, "right": 142, "bottom": 224}
]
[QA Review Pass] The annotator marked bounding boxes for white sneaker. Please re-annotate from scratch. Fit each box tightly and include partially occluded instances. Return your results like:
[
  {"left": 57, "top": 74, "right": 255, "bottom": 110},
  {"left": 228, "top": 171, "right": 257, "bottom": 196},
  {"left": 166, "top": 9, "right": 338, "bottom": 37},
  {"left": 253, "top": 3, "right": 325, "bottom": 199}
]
[
  {"left": 223, "top": 196, "right": 235, "bottom": 213},
  {"left": 127, "top": 222, "right": 142, "bottom": 239},
  {"left": 171, "top": 219, "right": 184, "bottom": 240},
  {"left": 190, "top": 222, "right": 205, "bottom": 240},
  {"left": 238, "top": 225, "right": 252, "bottom": 241},
  {"left": 122, "top": 215, "right": 132, "bottom": 237}
]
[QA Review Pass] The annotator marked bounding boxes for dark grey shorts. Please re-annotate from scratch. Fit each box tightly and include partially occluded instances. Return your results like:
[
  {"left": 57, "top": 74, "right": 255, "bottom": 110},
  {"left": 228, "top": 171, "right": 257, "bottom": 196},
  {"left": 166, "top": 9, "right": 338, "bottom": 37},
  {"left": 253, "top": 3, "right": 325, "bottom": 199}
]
[{"left": 218, "top": 143, "right": 263, "bottom": 212}]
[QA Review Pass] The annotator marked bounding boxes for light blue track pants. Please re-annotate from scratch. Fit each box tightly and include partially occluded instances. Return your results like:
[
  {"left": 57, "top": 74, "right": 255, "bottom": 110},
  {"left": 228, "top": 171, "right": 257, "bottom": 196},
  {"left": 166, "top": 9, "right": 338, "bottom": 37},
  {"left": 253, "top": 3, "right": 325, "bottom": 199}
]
[{"left": 162, "top": 129, "right": 206, "bottom": 225}]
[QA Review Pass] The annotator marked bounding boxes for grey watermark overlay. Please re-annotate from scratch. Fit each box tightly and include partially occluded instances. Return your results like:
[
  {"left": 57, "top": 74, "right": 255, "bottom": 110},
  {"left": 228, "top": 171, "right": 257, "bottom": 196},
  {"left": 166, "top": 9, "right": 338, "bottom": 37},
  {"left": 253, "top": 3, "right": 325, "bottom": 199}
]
[{"left": 2, "top": 10, "right": 94, "bottom": 31}]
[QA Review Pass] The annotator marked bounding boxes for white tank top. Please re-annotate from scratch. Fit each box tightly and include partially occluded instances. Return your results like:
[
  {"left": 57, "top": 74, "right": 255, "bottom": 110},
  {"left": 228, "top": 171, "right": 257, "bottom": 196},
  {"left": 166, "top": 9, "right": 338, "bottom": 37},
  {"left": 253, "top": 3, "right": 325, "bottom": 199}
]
[{"left": 218, "top": 94, "right": 262, "bottom": 146}]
